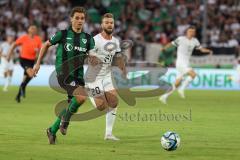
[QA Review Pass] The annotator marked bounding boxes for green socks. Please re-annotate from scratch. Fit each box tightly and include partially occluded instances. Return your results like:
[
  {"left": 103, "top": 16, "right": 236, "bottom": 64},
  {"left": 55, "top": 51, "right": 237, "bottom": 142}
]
[
  {"left": 64, "top": 97, "right": 81, "bottom": 121},
  {"left": 50, "top": 108, "right": 67, "bottom": 135},
  {"left": 50, "top": 97, "right": 81, "bottom": 135},
  {"left": 50, "top": 117, "right": 61, "bottom": 135}
]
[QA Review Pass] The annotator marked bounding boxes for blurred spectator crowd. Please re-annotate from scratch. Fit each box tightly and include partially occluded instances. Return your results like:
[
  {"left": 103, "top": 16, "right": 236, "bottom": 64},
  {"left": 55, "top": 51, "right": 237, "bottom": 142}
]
[{"left": 0, "top": 0, "right": 239, "bottom": 64}]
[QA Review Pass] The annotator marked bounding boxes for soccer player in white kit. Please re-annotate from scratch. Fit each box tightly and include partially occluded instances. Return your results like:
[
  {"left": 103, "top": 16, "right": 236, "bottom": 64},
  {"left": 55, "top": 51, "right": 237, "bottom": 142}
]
[
  {"left": 159, "top": 26, "right": 212, "bottom": 104},
  {"left": 0, "top": 34, "right": 15, "bottom": 91},
  {"left": 86, "top": 13, "right": 126, "bottom": 140}
]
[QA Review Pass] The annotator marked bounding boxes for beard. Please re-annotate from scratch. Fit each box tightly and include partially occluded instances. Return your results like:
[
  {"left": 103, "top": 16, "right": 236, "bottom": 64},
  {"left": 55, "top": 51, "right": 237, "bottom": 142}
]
[{"left": 104, "top": 28, "right": 113, "bottom": 35}]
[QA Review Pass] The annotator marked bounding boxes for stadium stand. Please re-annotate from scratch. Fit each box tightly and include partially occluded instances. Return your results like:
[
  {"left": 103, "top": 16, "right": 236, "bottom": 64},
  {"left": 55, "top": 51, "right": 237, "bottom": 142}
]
[{"left": 0, "top": 0, "right": 239, "bottom": 67}]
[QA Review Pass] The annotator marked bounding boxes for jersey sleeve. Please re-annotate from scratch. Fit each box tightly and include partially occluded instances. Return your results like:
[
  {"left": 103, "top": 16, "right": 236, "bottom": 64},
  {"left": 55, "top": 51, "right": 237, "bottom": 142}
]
[
  {"left": 88, "top": 35, "right": 95, "bottom": 51},
  {"left": 88, "top": 36, "right": 98, "bottom": 56},
  {"left": 171, "top": 37, "right": 180, "bottom": 47},
  {"left": 49, "top": 31, "right": 62, "bottom": 45},
  {"left": 37, "top": 37, "right": 42, "bottom": 49},
  {"left": 194, "top": 39, "right": 202, "bottom": 49},
  {"left": 114, "top": 39, "right": 123, "bottom": 58},
  {"left": 116, "top": 39, "right": 121, "bottom": 53},
  {"left": 15, "top": 35, "right": 26, "bottom": 45}
]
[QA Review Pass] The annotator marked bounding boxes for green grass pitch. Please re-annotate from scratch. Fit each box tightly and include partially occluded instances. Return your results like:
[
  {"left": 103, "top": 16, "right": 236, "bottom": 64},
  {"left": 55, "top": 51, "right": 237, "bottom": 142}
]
[{"left": 0, "top": 87, "right": 239, "bottom": 160}]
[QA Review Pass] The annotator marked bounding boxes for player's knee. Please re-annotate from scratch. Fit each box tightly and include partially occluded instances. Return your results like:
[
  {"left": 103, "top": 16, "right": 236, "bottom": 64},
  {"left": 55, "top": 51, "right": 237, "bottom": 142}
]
[
  {"left": 191, "top": 72, "right": 196, "bottom": 79},
  {"left": 175, "top": 78, "right": 182, "bottom": 88},
  {"left": 9, "top": 70, "right": 13, "bottom": 74},
  {"left": 108, "top": 99, "right": 118, "bottom": 108},
  {"left": 75, "top": 95, "right": 87, "bottom": 104},
  {"left": 97, "top": 106, "right": 105, "bottom": 111},
  {"left": 26, "top": 68, "right": 34, "bottom": 77},
  {"left": 95, "top": 101, "right": 106, "bottom": 111},
  {"left": 96, "top": 104, "right": 106, "bottom": 111},
  {"left": 188, "top": 70, "right": 196, "bottom": 79},
  {"left": 4, "top": 72, "right": 7, "bottom": 77},
  {"left": 8, "top": 72, "right": 13, "bottom": 77}
]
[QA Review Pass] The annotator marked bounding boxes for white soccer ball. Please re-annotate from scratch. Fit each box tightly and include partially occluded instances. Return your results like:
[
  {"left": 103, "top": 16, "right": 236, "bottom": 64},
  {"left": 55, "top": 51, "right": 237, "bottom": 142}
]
[{"left": 161, "top": 131, "right": 180, "bottom": 151}]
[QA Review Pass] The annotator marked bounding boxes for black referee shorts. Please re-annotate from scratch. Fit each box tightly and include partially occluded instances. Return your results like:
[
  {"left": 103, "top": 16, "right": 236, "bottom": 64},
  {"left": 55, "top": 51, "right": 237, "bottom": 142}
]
[{"left": 19, "top": 58, "right": 35, "bottom": 76}]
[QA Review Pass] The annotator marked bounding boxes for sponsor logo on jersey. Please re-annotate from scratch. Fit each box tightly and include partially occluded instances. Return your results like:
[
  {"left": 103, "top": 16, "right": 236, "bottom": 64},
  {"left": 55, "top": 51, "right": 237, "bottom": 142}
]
[
  {"left": 64, "top": 43, "right": 73, "bottom": 51},
  {"left": 74, "top": 46, "right": 87, "bottom": 52},
  {"left": 50, "top": 34, "right": 56, "bottom": 41},
  {"left": 64, "top": 43, "right": 87, "bottom": 52}
]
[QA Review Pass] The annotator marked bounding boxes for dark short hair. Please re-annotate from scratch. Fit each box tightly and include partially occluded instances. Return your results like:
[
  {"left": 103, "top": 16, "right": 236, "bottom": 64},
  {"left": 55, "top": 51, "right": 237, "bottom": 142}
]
[
  {"left": 102, "top": 13, "right": 114, "bottom": 21},
  {"left": 70, "top": 7, "right": 86, "bottom": 17},
  {"left": 187, "top": 25, "right": 196, "bottom": 30},
  {"left": 28, "top": 24, "right": 37, "bottom": 28}
]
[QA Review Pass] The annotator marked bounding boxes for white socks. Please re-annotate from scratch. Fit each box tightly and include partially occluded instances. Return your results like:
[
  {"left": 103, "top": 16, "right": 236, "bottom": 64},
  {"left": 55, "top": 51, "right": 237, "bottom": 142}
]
[
  {"left": 89, "top": 97, "right": 118, "bottom": 136},
  {"left": 161, "top": 75, "right": 193, "bottom": 101},
  {"left": 3, "top": 76, "right": 11, "bottom": 91},
  {"left": 180, "top": 76, "right": 193, "bottom": 91},
  {"left": 105, "top": 107, "right": 117, "bottom": 136},
  {"left": 164, "top": 84, "right": 176, "bottom": 98}
]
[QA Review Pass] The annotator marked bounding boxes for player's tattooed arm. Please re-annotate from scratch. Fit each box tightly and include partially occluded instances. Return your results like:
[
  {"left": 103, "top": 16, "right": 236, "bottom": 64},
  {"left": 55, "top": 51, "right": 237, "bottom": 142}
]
[
  {"left": 113, "top": 53, "right": 127, "bottom": 78},
  {"left": 88, "top": 55, "right": 101, "bottom": 66},
  {"left": 87, "top": 50, "right": 101, "bottom": 66}
]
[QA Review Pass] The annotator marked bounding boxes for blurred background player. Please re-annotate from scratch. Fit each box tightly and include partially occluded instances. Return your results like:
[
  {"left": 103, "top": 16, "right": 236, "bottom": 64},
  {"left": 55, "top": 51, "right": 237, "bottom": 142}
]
[
  {"left": 159, "top": 26, "right": 213, "bottom": 104},
  {"left": 0, "top": 34, "right": 15, "bottom": 92},
  {"left": 86, "top": 13, "right": 126, "bottom": 141},
  {"left": 7, "top": 25, "right": 42, "bottom": 103},
  {"left": 33, "top": 7, "right": 95, "bottom": 144}
]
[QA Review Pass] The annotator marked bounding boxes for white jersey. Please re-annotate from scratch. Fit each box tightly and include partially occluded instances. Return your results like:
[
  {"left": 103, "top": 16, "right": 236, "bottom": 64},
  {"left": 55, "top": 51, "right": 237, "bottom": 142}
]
[
  {"left": 87, "top": 33, "right": 121, "bottom": 80},
  {"left": 0, "top": 42, "right": 11, "bottom": 56},
  {"left": 172, "top": 36, "right": 201, "bottom": 67},
  {"left": 0, "top": 42, "right": 14, "bottom": 71}
]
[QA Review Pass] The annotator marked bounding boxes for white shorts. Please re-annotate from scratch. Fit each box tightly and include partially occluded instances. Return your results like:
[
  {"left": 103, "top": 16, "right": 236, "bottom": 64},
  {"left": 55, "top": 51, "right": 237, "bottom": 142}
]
[
  {"left": 1, "top": 57, "right": 14, "bottom": 71},
  {"left": 176, "top": 64, "right": 192, "bottom": 79},
  {"left": 85, "top": 75, "right": 115, "bottom": 98}
]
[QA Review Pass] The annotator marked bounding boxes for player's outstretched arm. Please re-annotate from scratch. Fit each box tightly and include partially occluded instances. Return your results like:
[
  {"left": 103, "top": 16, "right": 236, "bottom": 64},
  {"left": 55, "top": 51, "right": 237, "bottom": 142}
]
[
  {"left": 33, "top": 40, "right": 52, "bottom": 76},
  {"left": 161, "top": 43, "right": 173, "bottom": 52},
  {"left": 198, "top": 48, "right": 213, "bottom": 55},
  {"left": 7, "top": 42, "right": 17, "bottom": 61}
]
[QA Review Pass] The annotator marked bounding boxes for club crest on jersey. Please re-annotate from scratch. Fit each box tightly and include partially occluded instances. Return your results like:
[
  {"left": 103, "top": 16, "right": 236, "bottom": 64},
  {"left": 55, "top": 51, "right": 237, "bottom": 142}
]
[
  {"left": 104, "top": 42, "right": 117, "bottom": 52},
  {"left": 64, "top": 43, "right": 73, "bottom": 51},
  {"left": 82, "top": 38, "right": 87, "bottom": 44},
  {"left": 50, "top": 34, "right": 56, "bottom": 41}
]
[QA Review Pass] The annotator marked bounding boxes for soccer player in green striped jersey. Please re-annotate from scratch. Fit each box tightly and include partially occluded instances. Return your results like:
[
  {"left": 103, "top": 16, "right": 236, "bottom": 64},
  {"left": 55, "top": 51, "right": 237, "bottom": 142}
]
[{"left": 33, "top": 7, "right": 95, "bottom": 144}]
